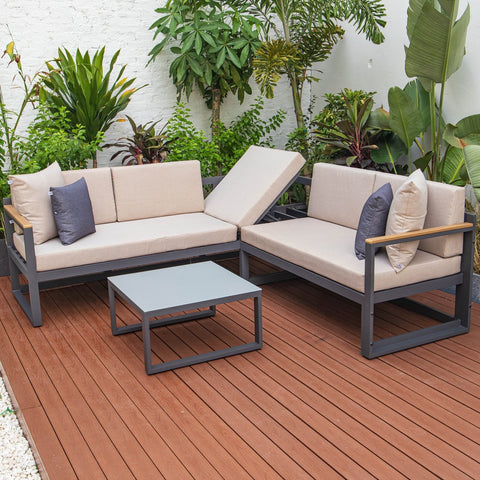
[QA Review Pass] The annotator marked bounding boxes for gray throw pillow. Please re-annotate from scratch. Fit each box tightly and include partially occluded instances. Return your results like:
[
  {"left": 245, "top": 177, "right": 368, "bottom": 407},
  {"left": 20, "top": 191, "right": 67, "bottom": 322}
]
[
  {"left": 355, "top": 182, "right": 393, "bottom": 260},
  {"left": 50, "top": 177, "right": 96, "bottom": 245}
]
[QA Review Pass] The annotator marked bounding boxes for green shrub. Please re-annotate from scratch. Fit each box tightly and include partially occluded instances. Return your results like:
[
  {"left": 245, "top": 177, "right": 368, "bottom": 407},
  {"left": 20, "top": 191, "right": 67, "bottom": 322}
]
[
  {"left": 17, "top": 106, "right": 103, "bottom": 172},
  {"left": 165, "top": 98, "right": 285, "bottom": 176},
  {"left": 0, "top": 106, "right": 102, "bottom": 206}
]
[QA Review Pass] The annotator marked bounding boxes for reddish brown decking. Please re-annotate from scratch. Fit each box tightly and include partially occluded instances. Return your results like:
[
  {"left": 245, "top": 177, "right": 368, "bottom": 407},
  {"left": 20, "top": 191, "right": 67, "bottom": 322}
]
[{"left": 0, "top": 265, "right": 479, "bottom": 480}]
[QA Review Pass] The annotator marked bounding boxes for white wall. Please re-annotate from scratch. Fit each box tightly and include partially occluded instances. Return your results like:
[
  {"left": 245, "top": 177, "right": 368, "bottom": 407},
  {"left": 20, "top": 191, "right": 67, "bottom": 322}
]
[
  {"left": 314, "top": 0, "right": 479, "bottom": 122},
  {"left": 1, "top": 0, "right": 479, "bottom": 167}
]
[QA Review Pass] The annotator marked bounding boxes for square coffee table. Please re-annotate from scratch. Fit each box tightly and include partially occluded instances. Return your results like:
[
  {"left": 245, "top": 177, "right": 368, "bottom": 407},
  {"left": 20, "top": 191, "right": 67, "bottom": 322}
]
[{"left": 108, "top": 261, "right": 262, "bottom": 374}]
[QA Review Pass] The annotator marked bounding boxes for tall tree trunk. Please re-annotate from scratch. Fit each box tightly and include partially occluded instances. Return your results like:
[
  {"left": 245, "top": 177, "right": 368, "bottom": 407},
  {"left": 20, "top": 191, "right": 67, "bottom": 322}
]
[
  {"left": 211, "top": 87, "right": 222, "bottom": 174},
  {"left": 289, "top": 75, "right": 304, "bottom": 130}
]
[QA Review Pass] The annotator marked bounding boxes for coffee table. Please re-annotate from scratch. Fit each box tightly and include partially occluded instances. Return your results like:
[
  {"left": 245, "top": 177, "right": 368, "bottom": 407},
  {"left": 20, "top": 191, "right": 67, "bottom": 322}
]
[{"left": 108, "top": 261, "right": 262, "bottom": 374}]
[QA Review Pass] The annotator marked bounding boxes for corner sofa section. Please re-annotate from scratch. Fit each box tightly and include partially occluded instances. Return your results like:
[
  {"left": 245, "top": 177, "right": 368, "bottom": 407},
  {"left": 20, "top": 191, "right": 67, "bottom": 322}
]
[{"left": 240, "top": 163, "right": 475, "bottom": 358}]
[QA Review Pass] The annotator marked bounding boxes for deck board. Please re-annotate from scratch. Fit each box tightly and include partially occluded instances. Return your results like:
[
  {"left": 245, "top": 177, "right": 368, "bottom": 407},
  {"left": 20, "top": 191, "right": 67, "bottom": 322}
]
[{"left": 0, "top": 265, "right": 479, "bottom": 480}]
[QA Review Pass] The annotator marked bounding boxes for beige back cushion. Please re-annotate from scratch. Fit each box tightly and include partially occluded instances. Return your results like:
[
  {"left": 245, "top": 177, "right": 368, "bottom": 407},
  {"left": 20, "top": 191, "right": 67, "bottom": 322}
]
[
  {"left": 308, "top": 163, "right": 376, "bottom": 229},
  {"left": 111, "top": 161, "right": 205, "bottom": 222},
  {"left": 62, "top": 168, "right": 117, "bottom": 224},
  {"left": 204, "top": 146, "right": 305, "bottom": 227},
  {"left": 374, "top": 172, "right": 464, "bottom": 258},
  {"left": 9, "top": 161, "right": 65, "bottom": 244}
]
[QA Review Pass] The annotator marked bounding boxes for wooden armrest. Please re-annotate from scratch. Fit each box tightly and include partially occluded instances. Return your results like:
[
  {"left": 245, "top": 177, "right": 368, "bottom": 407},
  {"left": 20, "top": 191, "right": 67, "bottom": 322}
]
[
  {"left": 3, "top": 204, "right": 32, "bottom": 230},
  {"left": 365, "top": 222, "right": 474, "bottom": 246}
]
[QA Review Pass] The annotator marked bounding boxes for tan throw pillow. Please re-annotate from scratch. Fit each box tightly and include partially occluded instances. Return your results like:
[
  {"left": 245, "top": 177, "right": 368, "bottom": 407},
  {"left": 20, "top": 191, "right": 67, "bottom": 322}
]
[
  {"left": 9, "top": 162, "right": 65, "bottom": 244},
  {"left": 386, "top": 169, "right": 428, "bottom": 273}
]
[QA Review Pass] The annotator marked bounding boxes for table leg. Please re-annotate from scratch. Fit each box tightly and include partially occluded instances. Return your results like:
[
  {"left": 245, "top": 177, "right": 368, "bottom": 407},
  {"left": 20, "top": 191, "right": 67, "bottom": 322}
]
[
  {"left": 109, "top": 282, "right": 120, "bottom": 335},
  {"left": 254, "top": 294, "right": 262, "bottom": 346},
  {"left": 142, "top": 314, "right": 152, "bottom": 374}
]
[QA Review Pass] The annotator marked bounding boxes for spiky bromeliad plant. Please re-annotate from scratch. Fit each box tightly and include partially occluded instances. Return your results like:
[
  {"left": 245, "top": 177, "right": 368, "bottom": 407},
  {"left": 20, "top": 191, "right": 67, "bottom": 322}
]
[{"left": 40, "top": 47, "right": 144, "bottom": 167}]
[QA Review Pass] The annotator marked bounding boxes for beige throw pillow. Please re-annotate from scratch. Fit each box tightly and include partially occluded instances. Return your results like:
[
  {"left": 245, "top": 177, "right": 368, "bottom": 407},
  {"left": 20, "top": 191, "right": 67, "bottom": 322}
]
[
  {"left": 9, "top": 161, "right": 65, "bottom": 244},
  {"left": 385, "top": 169, "right": 428, "bottom": 273}
]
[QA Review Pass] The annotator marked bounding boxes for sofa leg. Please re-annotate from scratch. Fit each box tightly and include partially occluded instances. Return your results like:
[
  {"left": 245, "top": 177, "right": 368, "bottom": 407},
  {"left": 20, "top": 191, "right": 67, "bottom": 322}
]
[
  {"left": 28, "top": 279, "right": 43, "bottom": 327},
  {"left": 239, "top": 250, "right": 250, "bottom": 280},
  {"left": 9, "top": 261, "right": 42, "bottom": 327},
  {"left": 455, "top": 281, "right": 472, "bottom": 329},
  {"left": 361, "top": 298, "right": 375, "bottom": 359}
]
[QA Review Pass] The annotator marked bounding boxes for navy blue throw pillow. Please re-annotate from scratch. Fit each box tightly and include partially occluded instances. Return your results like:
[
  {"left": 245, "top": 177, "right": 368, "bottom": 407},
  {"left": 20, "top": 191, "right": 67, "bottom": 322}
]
[
  {"left": 50, "top": 177, "right": 96, "bottom": 245},
  {"left": 355, "top": 183, "right": 393, "bottom": 260}
]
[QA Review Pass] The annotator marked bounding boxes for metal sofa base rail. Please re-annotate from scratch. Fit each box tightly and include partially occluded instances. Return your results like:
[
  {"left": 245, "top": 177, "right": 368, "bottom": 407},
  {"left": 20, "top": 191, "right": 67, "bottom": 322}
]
[
  {"left": 7, "top": 239, "right": 241, "bottom": 328},
  {"left": 239, "top": 212, "right": 475, "bottom": 359}
]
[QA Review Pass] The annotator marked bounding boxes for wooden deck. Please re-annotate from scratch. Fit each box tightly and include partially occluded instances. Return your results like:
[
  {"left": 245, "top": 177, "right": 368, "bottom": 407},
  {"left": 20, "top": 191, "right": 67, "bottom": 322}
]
[{"left": 0, "top": 263, "right": 479, "bottom": 480}]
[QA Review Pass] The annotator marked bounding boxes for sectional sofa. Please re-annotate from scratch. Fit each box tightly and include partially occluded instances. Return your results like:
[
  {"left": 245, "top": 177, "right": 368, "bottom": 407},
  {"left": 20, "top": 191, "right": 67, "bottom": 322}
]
[{"left": 3, "top": 150, "right": 475, "bottom": 359}]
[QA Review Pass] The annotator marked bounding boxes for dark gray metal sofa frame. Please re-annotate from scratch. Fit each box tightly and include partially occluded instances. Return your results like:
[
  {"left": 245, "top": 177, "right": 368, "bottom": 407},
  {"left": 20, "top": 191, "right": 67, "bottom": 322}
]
[
  {"left": 2, "top": 174, "right": 299, "bottom": 328},
  {"left": 239, "top": 177, "right": 476, "bottom": 359}
]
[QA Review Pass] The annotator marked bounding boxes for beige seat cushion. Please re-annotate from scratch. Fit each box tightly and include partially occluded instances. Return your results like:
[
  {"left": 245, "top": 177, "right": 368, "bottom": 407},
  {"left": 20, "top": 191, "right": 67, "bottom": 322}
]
[
  {"left": 241, "top": 217, "right": 460, "bottom": 293},
  {"left": 308, "top": 163, "right": 376, "bottom": 229},
  {"left": 204, "top": 146, "right": 305, "bottom": 227},
  {"left": 111, "top": 161, "right": 205, "bottom": 222},
  {"left": 9, "top": 162, "right": 65, "bottom": 244},
  {"left": 385, "top": 169, "right": 428, "bottom": 272},
  {"left": 62, "top": 168, "right": 117, "bottom": 224},
  {"left": 13, "top": 213, "right": 237, "bottom": 272}
]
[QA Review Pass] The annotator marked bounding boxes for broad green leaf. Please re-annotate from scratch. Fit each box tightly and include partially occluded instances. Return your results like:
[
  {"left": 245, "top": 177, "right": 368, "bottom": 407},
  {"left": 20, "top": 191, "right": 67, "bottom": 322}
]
[
  {"left": 388, "top": 86, "right": 424, "bottom": 148},
  {"left": 194, "top": 33, "right": 203, "bottom": 55},
  {"left": 454, "top": 114, "right": 480, "bottom": 139},
  {"left": 403, "top": 79, "right": 430, "bottom": 131},
  {"left": 407, "top": 0, "right": 428, "bottom": 41},
  {"left": 444, "top": 114, "right": 480, "bottom": 148},
  {"left": 414, "top": 151, "right": 434, "bottom": 171},
  {"left": 240, "top": 45, "right": 250, "bottom": 65},
  {"left": 181, "top": 33, "right": 196, "bottom": 53},
  {"left": 216, "top": 47, "right": 226, "bottom": 69},
  {"left": 367, "top": 107, "right": 391, "bottom": 130},
  {"left": 464, "top": 145, "right": 480, "bottom": 201},
  {"left": 199, "top": 31, "right": 216, "bottom": 48},
  {"left": 187, "top": 55, "right": 203, "bottom": 77},
  {"left": 226, "top": 48, "right": 242, "bottom": 69},
  {"left": 405, "top": 1, "right": 470, "bottom": 83},
  {"left": 371, "top": 133, "right": 408, "bottom": 167},
  {"left": 443, "top": 123, "right": 464, "bottom": 148},
  {"left": 442, "top": 146, "right": 467, "bottom": 185}
]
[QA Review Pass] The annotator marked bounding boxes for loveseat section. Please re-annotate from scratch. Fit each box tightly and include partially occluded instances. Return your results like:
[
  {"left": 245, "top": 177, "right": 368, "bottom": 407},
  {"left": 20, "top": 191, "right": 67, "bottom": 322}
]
[{"left": 4, "top": 146, "right": 306, "bottom": 328}]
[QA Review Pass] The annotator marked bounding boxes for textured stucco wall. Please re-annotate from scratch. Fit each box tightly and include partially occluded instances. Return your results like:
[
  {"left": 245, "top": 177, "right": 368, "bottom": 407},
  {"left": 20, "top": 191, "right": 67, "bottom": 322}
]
[{"left": 1, "top": 0, "right": 478, "bottom": 167}]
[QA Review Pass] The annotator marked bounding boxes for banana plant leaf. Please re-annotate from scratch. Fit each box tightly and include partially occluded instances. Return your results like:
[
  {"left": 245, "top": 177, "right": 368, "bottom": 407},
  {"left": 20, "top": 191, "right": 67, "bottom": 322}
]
[
  {"left": 405, "top": 0, "right": 470, "bottom": 83},
  {"left": 464, "top": 145, "right": 480, "bottom": 201},
  {"left": 403, "top": 79, "right": 430, "bottom": 131},
  {"left": 371, "top": 132, "right": 407, "bottom": 170},
  {"left": 367, "top": 107, "right": 391, "bottom": 130},
  {"left": 388, "top": 86, "right": 424, "bottom": 149},
  {"left": 441, "top": 146, "right": 467, "bottom": 185}
]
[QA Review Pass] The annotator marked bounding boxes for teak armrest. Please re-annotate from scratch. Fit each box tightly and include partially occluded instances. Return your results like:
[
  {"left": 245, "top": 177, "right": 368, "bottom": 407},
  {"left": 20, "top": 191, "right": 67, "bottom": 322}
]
[
  {"left": 3, "top": 204, "right": 32, "bottom": 230},
  {"left": 365, "top": 222, "right": 474, "bottom": 247}
]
